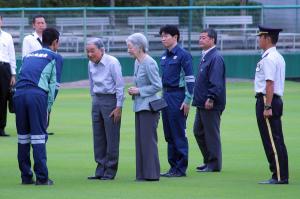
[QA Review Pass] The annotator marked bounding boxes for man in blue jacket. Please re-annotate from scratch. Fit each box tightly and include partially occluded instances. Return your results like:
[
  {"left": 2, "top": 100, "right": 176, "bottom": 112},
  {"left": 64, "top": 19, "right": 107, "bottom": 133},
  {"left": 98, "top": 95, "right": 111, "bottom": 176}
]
[
  {"left": 14, "top": 28, "right": 63, "bottom": 185},
  {"left": 192, "top": 28, "right": 226, "bottom": 172},
  {"left": 159, "top": 25, "right": 195, "bottom": 177}
]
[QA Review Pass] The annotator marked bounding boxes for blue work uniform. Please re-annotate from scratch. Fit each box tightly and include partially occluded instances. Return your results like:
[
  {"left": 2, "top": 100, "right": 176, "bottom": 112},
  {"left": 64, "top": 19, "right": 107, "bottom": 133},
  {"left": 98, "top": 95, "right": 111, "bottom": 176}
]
[
  {"left": 14, "top": 48, "right": 63, "bottom": 183},
  {"left": 160, "top": 44, "right": 194, "bottom": 175}
]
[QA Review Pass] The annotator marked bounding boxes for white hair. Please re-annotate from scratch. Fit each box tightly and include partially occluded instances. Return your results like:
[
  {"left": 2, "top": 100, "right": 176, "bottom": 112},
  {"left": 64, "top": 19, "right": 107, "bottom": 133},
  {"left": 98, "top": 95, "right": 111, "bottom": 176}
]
[
  {"left": 86, "top": 37, "right": 105, "bottom": 50},
  {"left": 126, "top": 33, "right": 149, "bottom": 52}
]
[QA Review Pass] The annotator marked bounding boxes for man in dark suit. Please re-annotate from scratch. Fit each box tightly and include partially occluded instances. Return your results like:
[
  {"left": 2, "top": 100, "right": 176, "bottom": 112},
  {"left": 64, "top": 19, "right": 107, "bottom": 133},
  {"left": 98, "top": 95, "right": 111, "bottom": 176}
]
[{"left": 192, "top": 28, "right": 226, "bottom": 172}]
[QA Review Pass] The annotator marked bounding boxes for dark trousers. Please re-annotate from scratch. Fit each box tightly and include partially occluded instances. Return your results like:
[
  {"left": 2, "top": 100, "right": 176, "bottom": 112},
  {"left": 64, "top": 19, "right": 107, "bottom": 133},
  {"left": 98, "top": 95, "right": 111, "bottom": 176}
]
[
  {"left": 0, "top": 62, "right": 11, "bottom": 131},
  {"left": 193, "top": 108, "right": 222, "bottom": 171},
  {"left": 256, "top": 95, "right": 289, "bottom": 181},
  {"left": 162, "top": 90, "right": 188, "bottom": 175},
  {"left": 14, "top": 88, "right": 49, "bottom": 182},
  {"left": 135, "top": 110, "right": 160, "bottom": 180},
  {"left": 92, "top": 94, "right": 120, "bottom": 179}
]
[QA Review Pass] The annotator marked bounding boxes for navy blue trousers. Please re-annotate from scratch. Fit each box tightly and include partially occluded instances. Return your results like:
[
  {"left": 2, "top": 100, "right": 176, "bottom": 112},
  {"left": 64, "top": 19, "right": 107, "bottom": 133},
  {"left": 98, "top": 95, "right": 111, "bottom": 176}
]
[
  {"left": 162, "top": 90, "right": 188, "bottom": 175},
  {"left": 14, "top": 88, "right": 49, "bottom": 183},
  {"left": 256, "top": 95, "right": 289, "bottom": 181},
  {"left": 193, "top": 108, "right": 222, "bottom": 171}
]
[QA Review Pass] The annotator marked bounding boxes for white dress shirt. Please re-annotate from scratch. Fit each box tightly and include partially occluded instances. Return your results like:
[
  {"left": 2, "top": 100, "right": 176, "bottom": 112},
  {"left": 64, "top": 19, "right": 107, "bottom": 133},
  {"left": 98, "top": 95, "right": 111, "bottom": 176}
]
[
  {"left": 0, "top": 29, "right": 16, "bottom": 75},
  {"left": 254, "top": 47, "right": 285, "bottom": 96},
  {"left": 201, "top": 45, "right": 216, "bottom": 61},
  {"left": 88, "top": 53, "right": 125, "bottom": 107},
  {"left": 22, "top": 31, "right": 43, "bottom": 58}
]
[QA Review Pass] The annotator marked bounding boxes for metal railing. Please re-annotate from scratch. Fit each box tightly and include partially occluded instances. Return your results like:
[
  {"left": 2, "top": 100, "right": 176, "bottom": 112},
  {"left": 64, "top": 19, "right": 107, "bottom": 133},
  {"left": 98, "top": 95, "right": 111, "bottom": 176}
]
[{"left": 1, "top": 5, "right": 300, "bottom": 57}]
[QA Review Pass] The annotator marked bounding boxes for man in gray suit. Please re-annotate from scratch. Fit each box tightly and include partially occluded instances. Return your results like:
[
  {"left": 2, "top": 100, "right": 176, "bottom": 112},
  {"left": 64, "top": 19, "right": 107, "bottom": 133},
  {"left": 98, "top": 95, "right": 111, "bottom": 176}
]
[{"left": 86, "top": 38, "right": 125, "bottom": 180}]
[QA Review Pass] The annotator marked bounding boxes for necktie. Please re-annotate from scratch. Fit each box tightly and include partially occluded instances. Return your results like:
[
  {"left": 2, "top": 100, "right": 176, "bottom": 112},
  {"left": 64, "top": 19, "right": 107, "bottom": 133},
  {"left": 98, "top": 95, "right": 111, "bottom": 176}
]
[
  {"left": 200, "top": 52, "right": 206, "bottom": 64},
  {"left": 37, "top": 38, "right": 42, "bottom": 46}
]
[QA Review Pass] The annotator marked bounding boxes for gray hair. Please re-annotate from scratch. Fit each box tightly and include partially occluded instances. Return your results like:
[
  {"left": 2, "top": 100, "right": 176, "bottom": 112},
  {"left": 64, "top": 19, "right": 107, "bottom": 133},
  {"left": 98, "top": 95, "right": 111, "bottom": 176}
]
[
  {"left": 86, "top": 37, "right": 105, "bottom": 50},
  {"left": 201, "top": 28, "right": 218, "bottom": 44},
  {"left": 126, "top": 33, "right": 149, "bottom": 53}
]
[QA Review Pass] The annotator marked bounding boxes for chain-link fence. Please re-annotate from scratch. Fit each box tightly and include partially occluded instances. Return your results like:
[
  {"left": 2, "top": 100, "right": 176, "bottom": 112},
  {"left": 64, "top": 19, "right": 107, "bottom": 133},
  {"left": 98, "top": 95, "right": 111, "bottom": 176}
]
[{"left": 1, "top": 5, "right": 300, "bottom": 57}]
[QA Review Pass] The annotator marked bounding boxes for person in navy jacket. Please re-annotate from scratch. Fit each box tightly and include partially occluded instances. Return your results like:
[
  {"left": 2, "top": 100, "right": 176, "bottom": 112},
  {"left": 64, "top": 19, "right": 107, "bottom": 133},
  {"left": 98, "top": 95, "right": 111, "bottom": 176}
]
[
  {"left": 192, "top": 28, "right": 226, "bottom": 172},
  {"left": 159, "top": 25, "right": 195, "bottom": 177},
  {"left": 14, "top": 28, "right": 63, "bottom": 185}
]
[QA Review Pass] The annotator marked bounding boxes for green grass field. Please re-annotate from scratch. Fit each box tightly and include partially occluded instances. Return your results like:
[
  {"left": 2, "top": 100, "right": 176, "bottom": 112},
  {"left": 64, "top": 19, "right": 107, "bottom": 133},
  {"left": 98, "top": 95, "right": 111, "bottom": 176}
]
[{"left": 1, "top": 81, "right": 299, "bottom": 199}]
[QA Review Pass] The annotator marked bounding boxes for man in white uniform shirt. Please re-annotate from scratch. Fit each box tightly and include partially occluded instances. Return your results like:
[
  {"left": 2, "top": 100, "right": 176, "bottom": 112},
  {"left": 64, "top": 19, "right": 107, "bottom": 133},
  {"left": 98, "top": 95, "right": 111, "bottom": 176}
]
[
  {"left": 22, "top": 15, "right": 56, "bottom": 135},
  {"left": 0, "top": 15, "right": 16, "bottom": 137},
  {"left": 22, "top": 15, "right": 46, "bottom": 58},
  {"left": 254, "top": 25, "right": 288, "bottom": 185}
]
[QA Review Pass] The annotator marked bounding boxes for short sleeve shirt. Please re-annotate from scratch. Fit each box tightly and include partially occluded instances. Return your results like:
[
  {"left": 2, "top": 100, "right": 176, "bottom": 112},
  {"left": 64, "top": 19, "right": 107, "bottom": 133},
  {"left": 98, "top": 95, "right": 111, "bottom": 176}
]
[{"left": 254, "top": 47, "right": 285, "bottom": 96}]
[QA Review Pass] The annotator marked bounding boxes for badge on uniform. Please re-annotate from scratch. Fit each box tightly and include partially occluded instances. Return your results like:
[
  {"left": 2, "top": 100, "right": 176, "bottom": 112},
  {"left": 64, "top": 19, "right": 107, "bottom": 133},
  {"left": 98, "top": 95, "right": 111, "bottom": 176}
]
[
  {"left": 173, "top": 56, "right": 177, "bottom": 60},
  {"left": 162, "top": 56, "right": 166, "bottom": 60},
  {"left": 256, "top": 62, "right": 262, "bottom": 72}
]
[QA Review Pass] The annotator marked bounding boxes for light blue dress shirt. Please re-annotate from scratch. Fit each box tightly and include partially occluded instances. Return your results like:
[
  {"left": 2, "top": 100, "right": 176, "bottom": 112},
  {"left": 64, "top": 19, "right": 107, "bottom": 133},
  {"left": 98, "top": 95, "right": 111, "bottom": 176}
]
[{"left": 88, "top": 53, "right": 125, "bottom": 107}]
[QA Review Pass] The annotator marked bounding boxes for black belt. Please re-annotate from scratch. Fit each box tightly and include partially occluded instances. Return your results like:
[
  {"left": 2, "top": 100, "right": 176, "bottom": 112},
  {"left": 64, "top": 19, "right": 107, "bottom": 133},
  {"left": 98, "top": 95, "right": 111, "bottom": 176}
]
[
  {"left": 0, "top": 61, "right": 9, "bottom": 65},
  {"left": 255, "top": 92, "right": 281, "bottom": 98},
  {"left": 95, "top": 93, "right": 116, "bottom": 97},
  {"left": 163, "top": 86, "right": 185, "bottom": 92}
]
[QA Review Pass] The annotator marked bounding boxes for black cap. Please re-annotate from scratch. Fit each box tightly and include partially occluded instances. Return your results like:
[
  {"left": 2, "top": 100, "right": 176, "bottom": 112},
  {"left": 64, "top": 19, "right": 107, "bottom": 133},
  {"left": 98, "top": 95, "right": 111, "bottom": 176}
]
[{"left": 257, "top": 25, "right": 282, "bottom": 36}]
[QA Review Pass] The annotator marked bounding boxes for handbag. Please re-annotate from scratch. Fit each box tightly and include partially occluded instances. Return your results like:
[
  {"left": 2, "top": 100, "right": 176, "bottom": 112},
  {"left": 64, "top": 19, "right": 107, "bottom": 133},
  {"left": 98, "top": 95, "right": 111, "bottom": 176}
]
[
  {"left": 8, "top": 87, "right": 15, "bottom": 113},
  {"left": 149, "top": 98, "right": 168, "bottom": 112}
]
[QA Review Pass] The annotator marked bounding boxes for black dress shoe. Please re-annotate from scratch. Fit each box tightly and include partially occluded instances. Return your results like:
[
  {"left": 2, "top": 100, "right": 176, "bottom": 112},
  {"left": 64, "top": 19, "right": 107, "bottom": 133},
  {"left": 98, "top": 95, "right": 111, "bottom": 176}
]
[
  {"left": 22, "top": 179, "right": 35, "bottom": 185},
  {"left": 160, "top": 171, "right": 174, "bottom": 177},
  {"left": 197, "top": 167, "right": 220, "bottom": 172},
  {"left": 35, "top": 179, "right": 54, "bottom": 185},
  {"left": 196, "top": 164, "right": 207, "bottom": 171},
  {"left": 0, "top": 130, "right": 10, "bottom": 137},
  {"left": 259, "top": 178, "right": 289, "bottom": 185},
  {"left": 145, "top": 178, "right": 159, "bottom": 181},
  {"left": 100, "top": 176, "right": 114, "bottom": 180},
  {"left": 87, "top": 176, "right": 101, "bottom": 180},
  {"left": 161, "top": 171, "right": 186, "bottom": 177},
  {"left": 169, "top": 172, "right": 186, "bottom": 177}
]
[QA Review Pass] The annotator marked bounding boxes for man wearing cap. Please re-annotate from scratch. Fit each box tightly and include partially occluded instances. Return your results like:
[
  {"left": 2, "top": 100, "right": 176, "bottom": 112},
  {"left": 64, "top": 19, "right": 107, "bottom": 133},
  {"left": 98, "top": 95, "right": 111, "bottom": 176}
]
[
  {"left": 255, "top": 25, "right": 289, "bottom": 184},
  {"left": 0, "top": 15, "right": 16, "bottom": 137}
]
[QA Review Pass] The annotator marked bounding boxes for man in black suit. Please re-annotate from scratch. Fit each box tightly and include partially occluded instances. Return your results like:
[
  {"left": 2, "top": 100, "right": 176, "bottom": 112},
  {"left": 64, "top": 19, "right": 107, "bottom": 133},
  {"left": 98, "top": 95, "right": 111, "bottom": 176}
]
[{"left": 192, "top": 28, "right": 226, "bottom": 172}]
